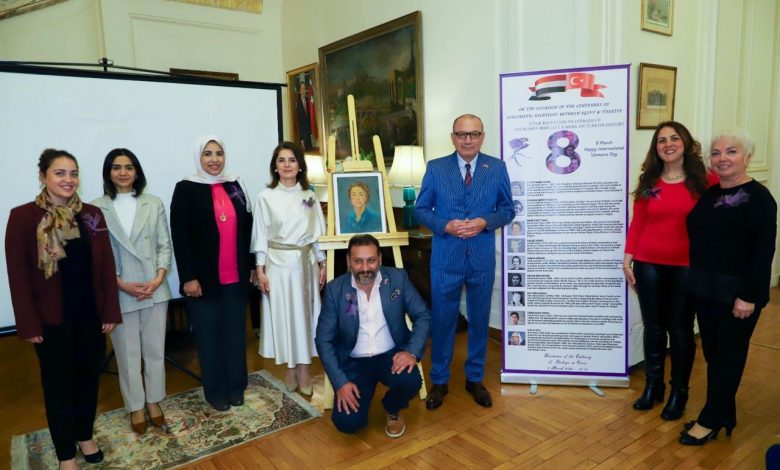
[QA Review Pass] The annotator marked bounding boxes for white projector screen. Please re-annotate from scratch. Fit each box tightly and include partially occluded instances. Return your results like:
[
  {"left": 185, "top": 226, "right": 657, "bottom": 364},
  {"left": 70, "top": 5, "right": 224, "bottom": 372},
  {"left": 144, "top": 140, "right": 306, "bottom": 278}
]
[{"left": 0, "top": 64, "right": 283, "bottom": 334}]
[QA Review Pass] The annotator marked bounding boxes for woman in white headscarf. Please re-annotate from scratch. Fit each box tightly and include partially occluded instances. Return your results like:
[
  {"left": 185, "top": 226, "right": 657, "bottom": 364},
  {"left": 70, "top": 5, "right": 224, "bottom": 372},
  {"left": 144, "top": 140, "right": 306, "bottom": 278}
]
[{"left": 170, "top": 135, "right": 255, "bottom": 411}]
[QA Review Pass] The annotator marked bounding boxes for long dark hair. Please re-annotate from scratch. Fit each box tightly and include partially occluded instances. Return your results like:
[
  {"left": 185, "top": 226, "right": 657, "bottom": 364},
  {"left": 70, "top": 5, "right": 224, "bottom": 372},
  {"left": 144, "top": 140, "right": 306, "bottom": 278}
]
[
  {"left": 267, "top": 141, "right": 310, "bottom": 190},
  {"left": 101, "top": 148, "right": 147, "bottom": 199},
  {"left": 633, "top": 121, "right": 708, "bottom": 199}
]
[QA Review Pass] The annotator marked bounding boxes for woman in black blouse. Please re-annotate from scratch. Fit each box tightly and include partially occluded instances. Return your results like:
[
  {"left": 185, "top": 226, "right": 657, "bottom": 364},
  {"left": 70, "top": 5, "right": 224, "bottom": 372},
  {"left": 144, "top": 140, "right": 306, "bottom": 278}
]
[{"left": 681, "top": 130, "right": 777, "bottom": 445}]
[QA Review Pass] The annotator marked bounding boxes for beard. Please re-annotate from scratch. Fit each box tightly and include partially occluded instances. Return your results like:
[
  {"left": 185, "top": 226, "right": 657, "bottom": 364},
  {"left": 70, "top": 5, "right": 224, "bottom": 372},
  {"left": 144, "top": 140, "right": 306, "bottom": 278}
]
[{"left": 354, "top": 270, "right": 377, "bottom": 285}]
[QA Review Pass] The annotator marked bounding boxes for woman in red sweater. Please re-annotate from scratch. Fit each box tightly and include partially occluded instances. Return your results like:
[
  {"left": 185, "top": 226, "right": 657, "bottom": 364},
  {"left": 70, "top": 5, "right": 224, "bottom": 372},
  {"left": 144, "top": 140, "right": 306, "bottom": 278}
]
[{"left": 624, "top": 121, "right": 716, "bottom": 420}]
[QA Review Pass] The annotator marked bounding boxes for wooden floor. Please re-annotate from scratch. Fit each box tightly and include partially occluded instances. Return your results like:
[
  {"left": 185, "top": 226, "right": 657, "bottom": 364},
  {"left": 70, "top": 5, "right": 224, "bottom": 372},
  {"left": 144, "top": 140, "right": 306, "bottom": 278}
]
[{"left": 2, "top": 291, "right": 780, "bottom": 469}]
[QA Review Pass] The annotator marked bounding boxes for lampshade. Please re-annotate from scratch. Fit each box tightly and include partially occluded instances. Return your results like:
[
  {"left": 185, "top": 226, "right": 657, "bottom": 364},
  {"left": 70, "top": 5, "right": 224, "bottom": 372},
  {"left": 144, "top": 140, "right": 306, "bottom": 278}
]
[
  {"left": 388, "top": 145, "right": 426, "bottom": 187},
  {"left": 304, "top": 153, "right": 327, "bottom": 185}
]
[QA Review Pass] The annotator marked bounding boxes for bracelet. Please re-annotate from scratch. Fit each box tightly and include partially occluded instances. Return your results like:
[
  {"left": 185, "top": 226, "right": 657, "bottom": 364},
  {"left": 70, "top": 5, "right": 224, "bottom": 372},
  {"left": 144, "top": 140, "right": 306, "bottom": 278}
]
[{"left": 622, "top": 265, "right": 632, "bottom": 269}]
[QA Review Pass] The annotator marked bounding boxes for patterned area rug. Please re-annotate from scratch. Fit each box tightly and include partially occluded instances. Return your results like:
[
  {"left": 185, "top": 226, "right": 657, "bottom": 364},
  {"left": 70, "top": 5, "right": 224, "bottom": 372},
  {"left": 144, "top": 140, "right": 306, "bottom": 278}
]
[{"left": 11, "top": 370, "right": 320, "bottom": 469}]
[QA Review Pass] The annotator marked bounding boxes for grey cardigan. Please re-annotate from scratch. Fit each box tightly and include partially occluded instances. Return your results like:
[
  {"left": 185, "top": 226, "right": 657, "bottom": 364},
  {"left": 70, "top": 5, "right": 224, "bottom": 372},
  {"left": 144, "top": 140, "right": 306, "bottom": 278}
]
[{"left": 91, "top": 193, "right": 173, "bottom": 313}]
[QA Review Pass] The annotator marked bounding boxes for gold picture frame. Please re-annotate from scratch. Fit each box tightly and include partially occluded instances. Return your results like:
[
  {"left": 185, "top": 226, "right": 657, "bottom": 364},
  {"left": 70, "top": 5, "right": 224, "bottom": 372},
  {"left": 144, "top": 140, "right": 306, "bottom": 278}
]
[
  {"left": 637, "top": 63, "right": 677, "bottom": 130},
  {"left": 286, "top": 63, "right": 322, "bottom": 153},
  {"left": 319, "top": 11, "right": 423, "bottom": 165},
  {"left": 641, "top": 0, "right": 674, "bottom": 36}
]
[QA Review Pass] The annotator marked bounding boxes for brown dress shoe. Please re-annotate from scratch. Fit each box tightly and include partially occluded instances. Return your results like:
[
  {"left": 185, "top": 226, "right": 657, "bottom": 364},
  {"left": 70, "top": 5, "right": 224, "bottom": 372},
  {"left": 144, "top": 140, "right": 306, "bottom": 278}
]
[
  {"left": 130, "top": 409, "right": 148, "bottom": 434},
  {"left": 426, "top": 384, "right": 449, "bottom": 410},
  {"left": 147, "top": 402, "right": 165, "bottom": 427},
  {"left": 465, "top": 381, "right": 492, "bottom": 407},
  {"left": 385, "top": 412, "right": 406, "bottom": 438}
]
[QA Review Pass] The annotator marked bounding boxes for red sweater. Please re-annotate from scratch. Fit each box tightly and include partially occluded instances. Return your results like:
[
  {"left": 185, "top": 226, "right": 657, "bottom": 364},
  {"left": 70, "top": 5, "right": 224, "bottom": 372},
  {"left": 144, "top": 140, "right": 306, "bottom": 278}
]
[{"left": 625, "top": 173, "right": 718, "bottom": 266}]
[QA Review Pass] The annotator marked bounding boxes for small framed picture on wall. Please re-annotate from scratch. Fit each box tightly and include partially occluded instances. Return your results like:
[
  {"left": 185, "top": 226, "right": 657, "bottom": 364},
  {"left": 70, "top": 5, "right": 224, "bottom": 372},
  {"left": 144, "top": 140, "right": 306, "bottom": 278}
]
[
  {"left": 637, "top": 63, "right": 677, "bottom": 129},
  {"left": 641, "top": 0, "right": 674, "bottom": 36}
]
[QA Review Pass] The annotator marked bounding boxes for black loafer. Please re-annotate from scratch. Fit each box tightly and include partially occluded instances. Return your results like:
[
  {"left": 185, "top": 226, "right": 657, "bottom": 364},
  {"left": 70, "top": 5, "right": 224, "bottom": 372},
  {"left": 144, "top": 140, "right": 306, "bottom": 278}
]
[
  {"left": 426, "top": 384, "right": 449, "bottom": 410},
  {"left": 209, "top": 401, "right": 231, "bottom": 412},
  {"left": 229, "top": 396, "right": 244, "bottom": 407},
  {"left": 465, "top": 381, "right": 492, "bottom": 407}
]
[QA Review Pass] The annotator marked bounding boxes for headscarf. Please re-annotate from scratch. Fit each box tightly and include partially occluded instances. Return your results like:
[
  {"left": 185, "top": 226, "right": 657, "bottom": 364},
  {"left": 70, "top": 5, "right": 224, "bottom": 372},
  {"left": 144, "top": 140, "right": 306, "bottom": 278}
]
[
  {"left": 185, "top": 134, "right": 251, "bottom": 212},
  {"left": 185, "top": 135, "right": 239, "bottom": 184},
  {"left": 34, "top": 188, "right": 83, "bottom": 279}
]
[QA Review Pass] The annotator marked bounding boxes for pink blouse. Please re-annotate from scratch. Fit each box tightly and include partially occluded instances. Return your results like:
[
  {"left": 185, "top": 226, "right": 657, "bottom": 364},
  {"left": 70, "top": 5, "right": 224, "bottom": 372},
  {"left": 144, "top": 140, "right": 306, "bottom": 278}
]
[{"left": 211, "top": 184, "right": 239, "bottom": 284}]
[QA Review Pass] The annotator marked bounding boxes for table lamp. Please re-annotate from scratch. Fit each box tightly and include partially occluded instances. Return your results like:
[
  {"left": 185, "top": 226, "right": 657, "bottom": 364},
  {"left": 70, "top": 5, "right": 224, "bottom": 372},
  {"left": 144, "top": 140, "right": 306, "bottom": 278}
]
[
  {"left": 387, "top": 145, "right": 426, "bottom": 229},
  {"left": 304, "top": 153, "right": 327, "bottom": 201}
]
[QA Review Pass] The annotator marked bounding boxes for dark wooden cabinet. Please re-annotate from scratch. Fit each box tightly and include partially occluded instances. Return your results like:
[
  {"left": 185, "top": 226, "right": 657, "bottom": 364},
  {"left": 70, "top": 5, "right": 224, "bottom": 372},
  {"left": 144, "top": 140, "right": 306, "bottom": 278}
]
[{"left": 399, "top": 229, "right": 432, "bottom": 307}]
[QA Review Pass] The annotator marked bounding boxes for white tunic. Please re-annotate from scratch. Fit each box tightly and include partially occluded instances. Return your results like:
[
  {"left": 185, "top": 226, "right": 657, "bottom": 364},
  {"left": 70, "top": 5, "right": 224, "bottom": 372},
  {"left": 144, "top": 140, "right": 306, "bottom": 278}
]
[{"left": 251, "top": 183, "right": 326, "bottom": 367}]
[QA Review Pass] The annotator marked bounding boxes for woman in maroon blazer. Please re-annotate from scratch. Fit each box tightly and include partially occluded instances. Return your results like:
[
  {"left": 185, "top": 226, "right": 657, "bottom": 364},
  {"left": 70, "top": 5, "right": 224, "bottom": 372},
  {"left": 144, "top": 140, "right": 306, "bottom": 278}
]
[{"left": 5, "top": 149, "right": 121, "bottom": 470}]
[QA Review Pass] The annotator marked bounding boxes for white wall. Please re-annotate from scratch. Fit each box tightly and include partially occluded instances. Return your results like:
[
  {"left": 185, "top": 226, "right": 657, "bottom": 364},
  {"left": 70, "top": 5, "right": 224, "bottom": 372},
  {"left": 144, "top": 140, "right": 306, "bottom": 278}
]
[{"left": 0, "top": 0, "right": 283, "bottom": 82}]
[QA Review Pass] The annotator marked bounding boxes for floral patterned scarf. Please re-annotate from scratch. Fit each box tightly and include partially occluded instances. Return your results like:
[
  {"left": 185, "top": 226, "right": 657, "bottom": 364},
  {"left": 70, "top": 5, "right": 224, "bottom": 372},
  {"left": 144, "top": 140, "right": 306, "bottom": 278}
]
[{"left": 34, "top": 188, "right": 83, "bottom": 279}]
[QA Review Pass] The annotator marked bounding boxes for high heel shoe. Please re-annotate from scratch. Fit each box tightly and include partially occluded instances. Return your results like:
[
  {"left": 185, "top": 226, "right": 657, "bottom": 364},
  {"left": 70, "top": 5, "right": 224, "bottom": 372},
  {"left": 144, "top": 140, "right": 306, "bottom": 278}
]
[
  {"left": 678, "top": 421, "right": 734, "bottom": 446},
  {"left": 681, "top": 420, "right": 734, "bottom": 437},
  {"left": 77, "top": 441, "right": 104, "bottom": 464},
  {"left": 633, "top": 379, "right": 665, "bottom": 410},
  {"left": 146, "top": 402, "right": 165, "bottom": 427}
]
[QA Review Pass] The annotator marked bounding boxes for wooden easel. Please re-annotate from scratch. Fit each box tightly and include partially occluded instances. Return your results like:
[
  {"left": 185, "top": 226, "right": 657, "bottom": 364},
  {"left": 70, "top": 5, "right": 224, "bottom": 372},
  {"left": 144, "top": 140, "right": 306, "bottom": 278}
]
[{"left": 317, "top": 95, "right": 427, "bottom": 409}]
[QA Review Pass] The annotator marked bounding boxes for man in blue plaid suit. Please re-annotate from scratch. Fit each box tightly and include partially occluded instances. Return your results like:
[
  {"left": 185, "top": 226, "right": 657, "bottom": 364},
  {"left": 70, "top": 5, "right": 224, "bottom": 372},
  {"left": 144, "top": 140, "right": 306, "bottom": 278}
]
[{"left": 415, "top": 114, "right": 514, "bottom": 410}]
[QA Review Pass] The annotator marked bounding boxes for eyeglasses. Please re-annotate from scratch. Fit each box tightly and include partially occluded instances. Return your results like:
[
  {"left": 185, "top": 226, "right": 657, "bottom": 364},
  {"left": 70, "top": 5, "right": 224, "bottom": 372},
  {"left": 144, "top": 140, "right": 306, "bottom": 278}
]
[{"left": 453, "top": 131, "right": 483, "bottom": 140}]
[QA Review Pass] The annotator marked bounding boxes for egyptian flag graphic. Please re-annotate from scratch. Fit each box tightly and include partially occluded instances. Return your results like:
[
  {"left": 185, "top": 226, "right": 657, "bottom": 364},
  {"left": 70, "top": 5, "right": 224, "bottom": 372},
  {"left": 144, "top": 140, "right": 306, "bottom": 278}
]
[{"left": 528, "top": 72, "right": 605, "bottom": 100}]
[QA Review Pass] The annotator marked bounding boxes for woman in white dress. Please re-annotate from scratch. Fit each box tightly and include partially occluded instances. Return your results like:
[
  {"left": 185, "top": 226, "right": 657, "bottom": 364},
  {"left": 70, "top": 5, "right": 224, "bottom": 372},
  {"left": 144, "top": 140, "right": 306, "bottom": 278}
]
[{"left": 252, "top": 142, "right": 326, "bottom": 394}]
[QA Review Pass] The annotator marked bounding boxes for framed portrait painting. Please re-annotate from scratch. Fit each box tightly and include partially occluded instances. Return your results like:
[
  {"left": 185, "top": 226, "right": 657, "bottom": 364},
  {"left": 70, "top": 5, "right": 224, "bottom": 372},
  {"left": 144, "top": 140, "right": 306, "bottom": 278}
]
[
  {"left": 286, "top": 63, "right": 321, "bottom": 153},
  {"left": 319, "top": 11, "right": 423, "bottom": 164},
  {"left": 641, "top": 0, "right": 673, "bottom": 36},
  {"left": 637, "top": 63, "right": 677, "bottom": 129},
  {"left": 333, "top": 172, "right": 387, "bottom": 235}
]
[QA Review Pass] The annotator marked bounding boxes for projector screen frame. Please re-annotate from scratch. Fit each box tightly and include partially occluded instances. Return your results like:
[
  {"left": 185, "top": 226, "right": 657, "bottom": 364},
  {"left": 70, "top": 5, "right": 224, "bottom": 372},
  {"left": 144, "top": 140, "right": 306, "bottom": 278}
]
[{"left": 0, "top": 61, "right": 285, "bottom": 336}]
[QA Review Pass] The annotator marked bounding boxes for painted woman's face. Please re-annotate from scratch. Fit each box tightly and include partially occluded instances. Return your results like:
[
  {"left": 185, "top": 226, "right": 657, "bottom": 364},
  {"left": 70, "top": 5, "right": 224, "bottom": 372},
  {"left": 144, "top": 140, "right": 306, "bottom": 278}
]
[{"left": 349, "top": 186, "right": 368, "bottom": 210}]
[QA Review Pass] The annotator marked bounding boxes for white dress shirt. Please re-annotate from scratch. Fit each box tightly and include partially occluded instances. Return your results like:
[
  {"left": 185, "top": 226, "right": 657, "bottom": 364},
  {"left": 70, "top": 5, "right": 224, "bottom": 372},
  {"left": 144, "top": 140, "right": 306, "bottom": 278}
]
[{"left": 349, "top": 271, "right": 396, "bottom": 358}]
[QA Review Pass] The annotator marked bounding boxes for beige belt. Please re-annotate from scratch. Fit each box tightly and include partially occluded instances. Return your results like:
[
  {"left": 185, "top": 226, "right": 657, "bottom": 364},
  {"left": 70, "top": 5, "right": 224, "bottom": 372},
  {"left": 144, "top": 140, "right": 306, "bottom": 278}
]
[{"left": 268, "top": 241, "right": 316, "bottom": 320}]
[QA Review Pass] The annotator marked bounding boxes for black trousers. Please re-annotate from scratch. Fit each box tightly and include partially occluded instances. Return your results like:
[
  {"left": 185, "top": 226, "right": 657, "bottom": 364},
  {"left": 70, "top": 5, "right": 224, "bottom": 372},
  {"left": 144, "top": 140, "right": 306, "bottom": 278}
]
[
  {"left": 34, "top": 320, "right": 105, "bottom": 461},
  {"left": 331, "top": 350, "right": 422, "bottom": 434},
  {"left": 186, "top": 283, "right": 248, "bottom": 406},
  {"left": 633, "top": 261, "right": 695, "bottom": 389},
  {"left": 694, "top": 296, "right": 761, "bottom": 430}
]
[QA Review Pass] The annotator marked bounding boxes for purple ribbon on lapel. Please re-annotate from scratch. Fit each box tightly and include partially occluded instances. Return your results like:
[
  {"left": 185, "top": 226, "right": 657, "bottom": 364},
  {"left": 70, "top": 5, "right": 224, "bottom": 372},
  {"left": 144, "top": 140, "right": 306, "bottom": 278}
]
[{"left": 81, "top": 212, "right": 107, "bottom": 236}]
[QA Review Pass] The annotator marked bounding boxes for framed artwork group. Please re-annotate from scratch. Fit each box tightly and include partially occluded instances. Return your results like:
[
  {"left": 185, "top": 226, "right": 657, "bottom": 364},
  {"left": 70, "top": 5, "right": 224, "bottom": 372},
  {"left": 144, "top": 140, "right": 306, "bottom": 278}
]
[{"left": 286, "top": 11, "right": 423, "bottom": 165}]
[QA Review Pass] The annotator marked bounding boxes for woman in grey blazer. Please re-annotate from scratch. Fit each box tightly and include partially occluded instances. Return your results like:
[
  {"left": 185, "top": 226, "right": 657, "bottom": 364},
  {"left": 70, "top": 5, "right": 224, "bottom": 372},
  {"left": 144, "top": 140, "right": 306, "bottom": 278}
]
[{"left": 91, "top": 148, "right": 172, "bottom": 434}]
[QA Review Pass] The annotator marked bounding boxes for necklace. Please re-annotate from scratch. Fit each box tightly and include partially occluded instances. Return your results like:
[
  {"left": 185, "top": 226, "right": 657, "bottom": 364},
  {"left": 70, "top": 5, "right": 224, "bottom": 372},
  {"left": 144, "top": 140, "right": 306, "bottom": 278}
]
[
  {"left": 664, "top": 173, "right": 684, "bottom": 181},
  {"left": 216, "top": 195, "right": 228, "bottom": 223}
]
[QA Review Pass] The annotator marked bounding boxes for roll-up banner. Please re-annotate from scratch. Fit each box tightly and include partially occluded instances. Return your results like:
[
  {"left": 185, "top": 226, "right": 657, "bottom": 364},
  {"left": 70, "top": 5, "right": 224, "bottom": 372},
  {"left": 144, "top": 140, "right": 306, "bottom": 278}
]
[{"left": 499, "top": 64, "right": 630, "bottom": 388}]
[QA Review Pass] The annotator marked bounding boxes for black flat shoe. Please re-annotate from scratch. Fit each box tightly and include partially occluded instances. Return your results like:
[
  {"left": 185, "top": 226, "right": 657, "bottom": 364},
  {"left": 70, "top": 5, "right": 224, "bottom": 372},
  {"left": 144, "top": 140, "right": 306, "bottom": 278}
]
[
  {"left": 426, "top": 384, "right": 448, "bottom": 410},
  {"left": 465, "top": 381, "right": 492, "bottom": 407},
  {"left": 229, "top": 396, "right": 244, "bottom": 407}
]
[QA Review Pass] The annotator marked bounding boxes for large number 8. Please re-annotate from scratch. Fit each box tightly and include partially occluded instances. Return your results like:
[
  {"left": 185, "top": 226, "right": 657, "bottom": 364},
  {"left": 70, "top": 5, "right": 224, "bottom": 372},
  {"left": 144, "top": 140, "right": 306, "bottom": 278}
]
[{"left": 545, "top": 130, "right": 581, "bottom": 174}]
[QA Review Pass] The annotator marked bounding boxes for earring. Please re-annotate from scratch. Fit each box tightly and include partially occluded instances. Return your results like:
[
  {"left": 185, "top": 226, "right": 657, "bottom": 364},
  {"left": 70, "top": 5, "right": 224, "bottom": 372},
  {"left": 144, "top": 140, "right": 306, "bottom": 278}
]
[
  {"left": 274, "top": 169, "right": 278, "bottom": 173},
  {"left": 299, "top": 169, "right": 302, "bottom": 172}
]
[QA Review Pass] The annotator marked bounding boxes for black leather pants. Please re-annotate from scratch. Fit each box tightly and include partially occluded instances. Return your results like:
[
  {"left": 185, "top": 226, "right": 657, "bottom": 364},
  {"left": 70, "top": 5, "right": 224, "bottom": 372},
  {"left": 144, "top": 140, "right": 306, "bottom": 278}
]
[{"left": 633, "top": 261, "right": 695, "bottom": 389}]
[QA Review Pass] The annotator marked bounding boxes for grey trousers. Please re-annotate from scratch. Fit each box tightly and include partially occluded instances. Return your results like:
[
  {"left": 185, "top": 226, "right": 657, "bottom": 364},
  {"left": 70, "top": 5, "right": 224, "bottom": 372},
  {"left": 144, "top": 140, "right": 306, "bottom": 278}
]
[{"left": 110, "top": 301, "right": 168, "bottom": 411}]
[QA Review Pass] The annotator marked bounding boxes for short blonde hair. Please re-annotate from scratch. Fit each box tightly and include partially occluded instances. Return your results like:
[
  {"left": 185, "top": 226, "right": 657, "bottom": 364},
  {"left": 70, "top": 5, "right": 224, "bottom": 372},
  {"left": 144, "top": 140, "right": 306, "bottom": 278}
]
[{"left": 710, "top": 128, "right": 755, "bottom": 158}]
